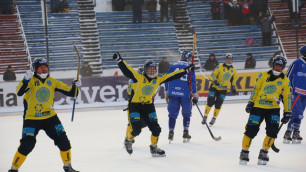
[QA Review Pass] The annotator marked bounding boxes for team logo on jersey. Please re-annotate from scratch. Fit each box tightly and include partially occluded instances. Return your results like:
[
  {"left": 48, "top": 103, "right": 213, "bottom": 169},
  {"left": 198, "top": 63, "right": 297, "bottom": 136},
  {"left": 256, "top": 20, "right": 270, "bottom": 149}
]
[
  {"left": 47, "top": 80, "right": 52, "bottom": 86},
  {"left": 231, "top": 69, "right": 234, "bottom": 73},
  {"left": 142, "top": 85, "right": 154, "bottom": 96},
  {"left": 152, "top": 80, "right": 157, "bottom": 85},
  {"left": 222, "top": 72, "right": 231, "bottom": 81},
  {"left": 277, "top": 81, "right": 282, "bottom": 85},
  {"left": 263, "top": 84, "right": 277, "bottom": 95},
  {"left": 35, "top": 104, "right": 43, "bottom": 112},
  {"left": 36, "top": 87, "right": 50, "bottom": 103}
]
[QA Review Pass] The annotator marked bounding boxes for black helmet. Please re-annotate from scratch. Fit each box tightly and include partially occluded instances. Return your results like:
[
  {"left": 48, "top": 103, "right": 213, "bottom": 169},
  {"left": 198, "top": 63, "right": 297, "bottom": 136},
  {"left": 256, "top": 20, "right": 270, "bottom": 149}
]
[
  {"left": 32, "top": 58, "right": 48, "bottom": 72},
  {"left": 144, "top": 60, "right": 157, "bottom": 78},
  {"left": 272, "top": 55, "right": 287, "bottom": 76}
]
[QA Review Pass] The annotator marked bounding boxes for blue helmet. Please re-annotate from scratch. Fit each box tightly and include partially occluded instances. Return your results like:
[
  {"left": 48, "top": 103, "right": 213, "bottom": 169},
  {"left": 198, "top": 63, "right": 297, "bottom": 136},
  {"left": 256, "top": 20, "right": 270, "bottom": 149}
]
[
  {"left": 181, "top": 51, "right": 192, "bottom": 61},
  {"left": 300, "top": 45, "right": 306, "bottom": 57},
  {"left": 32, "top": 58, "right": 48, "bottom": 71}
]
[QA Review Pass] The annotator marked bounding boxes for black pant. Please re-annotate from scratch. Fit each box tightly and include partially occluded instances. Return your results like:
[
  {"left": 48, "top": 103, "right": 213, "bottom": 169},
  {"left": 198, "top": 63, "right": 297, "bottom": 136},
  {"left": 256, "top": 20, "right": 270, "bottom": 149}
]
[
  {"left": 18, "top": 115, "right": 71, "bottom": 155},
  {"left": 128, "top": 103, "right": 161, "bottom": 137},
  {"left": 244, "top": 107, "right": 280, "bottom": 138},
  {"left": 207, "top": 85, "right": 227, "bottom": 109},
  {"left": 262, "top": 32, "right": 271, "bottom": 46}
]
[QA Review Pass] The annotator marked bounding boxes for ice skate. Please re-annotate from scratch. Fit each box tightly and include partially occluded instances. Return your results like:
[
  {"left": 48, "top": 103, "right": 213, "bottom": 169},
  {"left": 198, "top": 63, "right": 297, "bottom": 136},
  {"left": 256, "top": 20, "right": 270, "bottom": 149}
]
[
  {"left": 150, "top": 145, "right": 166, "bottom": 157},
  {"left": 257, "top": 149, "right": 269, "bottom": 165},
  {"left": 283, "top": 130, "right": 292, "bottom": 144},
  {"left": 123, "top": 137, "right": 134, "bottom": 147},
  {"left": 201, "top": 116, "right": 207, "bottom": 125},
  {"left": 124, "top": 138, "right": 133, "bottom": 155},
  {"left": 63, "top": 165, "right": 79, "bottom": 172},
  {"left": 8, "top": 169, "right": 18, "bottom": 172},
  {"left": 292, "top": 130, "right": 303, "bottom": 144},
  {"left": 209, "top": 117, "right": 216, "bottom": 126},
  {"left": 168, "top": 131, "right": 174, "bottom": 144},
  {"left": 183, "top": 130, "right": 191, "bottom": 143},
  {"left": 239, "top": 149, "right": 249, "bottom": 165}
]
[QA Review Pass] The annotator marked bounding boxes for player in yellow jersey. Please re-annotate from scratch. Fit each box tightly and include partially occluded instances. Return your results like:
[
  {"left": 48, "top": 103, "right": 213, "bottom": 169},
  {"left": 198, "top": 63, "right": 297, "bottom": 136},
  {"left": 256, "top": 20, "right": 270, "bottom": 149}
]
[
  {"left": 8, "top": 58, "right": 81, "bottom": 172},
  {"left": 113, "top": 52, "right": 194, "bottom": 157},
  {"left": 124, "top": 67, "right": 147, "bottom": 144},
  {"left": 202, "top": 53, "right": 237, "bottom": 125},
  {"left": 239, "top": 55, "right": 292, "bottom": 165}
]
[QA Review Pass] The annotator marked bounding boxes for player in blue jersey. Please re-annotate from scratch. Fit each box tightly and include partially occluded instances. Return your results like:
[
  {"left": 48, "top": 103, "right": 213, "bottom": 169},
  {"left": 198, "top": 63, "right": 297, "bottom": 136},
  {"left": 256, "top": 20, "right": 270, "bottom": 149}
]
[
  {"left": 283, "top": 45, "right": 306, "bottom": 144},
  {"left": 165, "top": 51, "right": 199, "bottom": 143}
]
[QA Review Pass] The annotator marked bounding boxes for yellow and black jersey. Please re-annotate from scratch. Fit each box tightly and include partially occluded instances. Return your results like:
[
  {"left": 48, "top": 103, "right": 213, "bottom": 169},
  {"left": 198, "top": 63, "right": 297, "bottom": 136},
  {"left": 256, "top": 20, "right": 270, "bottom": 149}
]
[
  {"left": 118, "top": 60, "right": 187, "bottom": 104},
  {"left": 249, "top": 70, "right": 292, "bottom": 112},
  {"left": 16, "top": 74, "right": 78, "bottom": 120},
  {"left": 211, "top": 63, "right": 237, "bottom": 90}
]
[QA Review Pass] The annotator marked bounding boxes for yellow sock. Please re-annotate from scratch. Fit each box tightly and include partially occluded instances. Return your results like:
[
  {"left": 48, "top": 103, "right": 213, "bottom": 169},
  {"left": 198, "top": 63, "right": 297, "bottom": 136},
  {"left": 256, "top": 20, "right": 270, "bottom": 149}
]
[
  {"left": 262, "top": 136, "right": 275, "bottom": 150},
  {"left": 126, "top": 124, "right": 133, "bottom": 138},
  {"left": 213, "top": 108, "right": 221, "bottom": 118},
  {"left": 204, "top": 105, "right": 212, "bottom": 117},
  {"left": 127, "top": 131, "right": 135, "bottom": 141},
  {"left": 242, "top": 135, "right": 252, "bottom": 150},
  {"left": 60, "top": 150, "right": 71, "bottom": 165},
  {"left": 11, "top": 151, "right": 27, "bottom": 169},
  {"left": 151, "top": 135, "right": 159, "bottom": 145}
]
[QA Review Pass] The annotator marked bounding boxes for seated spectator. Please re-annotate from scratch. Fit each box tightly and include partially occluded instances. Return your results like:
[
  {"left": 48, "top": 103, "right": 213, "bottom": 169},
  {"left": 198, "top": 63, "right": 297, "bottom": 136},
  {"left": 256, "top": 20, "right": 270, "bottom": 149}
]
[
  {"left": 244, "top": 53, "right": 256, "bottom": 69},
  {"left": 210, "top": 0, "right": 221, "bottom": 20},
  {"left": 51, "top": 0, "right": 70, "bottom": 13},
  {"left": 158, "top": 57, "right": 170, "bottom": 74},
  {"left": 268, "top": 51, "right": 280, "bottom": 68},
  {"left": 3, "top": 65, "right": 16, "bottom": 81},
  {"left": 0, "top": 0, "right": 13, "bottom": 14},
  {"left": 80, "top": 61, "right": 93, "bottom": 77},
  {"left": 246, "top": 17, "right": 260, "bottom": 46},
  {"left": 204, "top": 53, "right": 219, "bottom": 71}
]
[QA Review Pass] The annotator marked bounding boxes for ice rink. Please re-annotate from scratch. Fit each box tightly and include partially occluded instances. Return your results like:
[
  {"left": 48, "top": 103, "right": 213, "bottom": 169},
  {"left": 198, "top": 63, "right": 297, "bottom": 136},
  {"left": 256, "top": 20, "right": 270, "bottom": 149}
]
[{"left": 0, "top": 103, "right": 305, "bottom": 172}]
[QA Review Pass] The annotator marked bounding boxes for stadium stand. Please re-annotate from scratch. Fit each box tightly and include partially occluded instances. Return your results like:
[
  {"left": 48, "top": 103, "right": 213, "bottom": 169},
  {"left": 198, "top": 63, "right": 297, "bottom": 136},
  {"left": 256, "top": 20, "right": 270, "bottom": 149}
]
[
  {"left": 16, "top": 0, "right": 83, "bottom": 71},
  {"left": 186, "top": 0, "right": 281, "bottom": 69},
  {"left": 96, "top": 11, "right": 180, "bottom": 69}
]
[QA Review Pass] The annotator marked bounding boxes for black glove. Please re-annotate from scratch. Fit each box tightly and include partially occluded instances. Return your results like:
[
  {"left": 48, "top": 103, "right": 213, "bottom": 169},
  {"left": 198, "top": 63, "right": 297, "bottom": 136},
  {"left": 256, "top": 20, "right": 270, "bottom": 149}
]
[
  {"left": 213, "top": 80, "right": 219, "bottom": 86},
  {"left": 245, "top": 101, "right": 254, "bottom": 113},
  {"left": 113, "top": 52, "right": 122, "bottom": 61},
  {"left": 281, "top": 112, "right": 291, "bottom": 124},
  {"left": 185, "top": 64, "right": 195, "bottom": 73},
  {"left": 231, "top": 85, "right": 237, "bottom": 93},
  {"left": 192, "top": 93, "right": 199, "bottom": 105}
]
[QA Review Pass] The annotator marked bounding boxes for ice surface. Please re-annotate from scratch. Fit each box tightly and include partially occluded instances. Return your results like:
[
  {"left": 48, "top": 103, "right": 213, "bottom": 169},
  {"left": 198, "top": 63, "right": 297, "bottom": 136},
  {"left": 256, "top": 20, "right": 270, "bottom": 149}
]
[{"left": 0, "top": 103, "right": 305, "bottom": 172}]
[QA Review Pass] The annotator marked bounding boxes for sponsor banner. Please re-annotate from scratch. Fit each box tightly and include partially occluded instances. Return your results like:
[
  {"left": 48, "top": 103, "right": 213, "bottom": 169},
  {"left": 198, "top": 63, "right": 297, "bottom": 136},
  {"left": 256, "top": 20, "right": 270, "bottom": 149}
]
[{"left": 0, "top": 71, "right": 262, "bottom": 112}]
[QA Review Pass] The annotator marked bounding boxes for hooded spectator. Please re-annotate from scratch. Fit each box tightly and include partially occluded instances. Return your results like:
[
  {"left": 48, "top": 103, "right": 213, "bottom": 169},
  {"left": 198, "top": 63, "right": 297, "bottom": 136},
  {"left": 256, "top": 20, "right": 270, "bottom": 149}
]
[{"left": 204, "top": 53, "right": 219, "bottom": 71}]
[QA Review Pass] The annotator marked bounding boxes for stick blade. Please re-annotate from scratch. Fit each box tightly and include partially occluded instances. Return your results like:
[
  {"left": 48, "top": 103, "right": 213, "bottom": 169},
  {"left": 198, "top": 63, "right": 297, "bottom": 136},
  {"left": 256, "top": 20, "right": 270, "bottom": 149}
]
[{"left": 214, "top": 136, "right": 222, "bottom": 141}]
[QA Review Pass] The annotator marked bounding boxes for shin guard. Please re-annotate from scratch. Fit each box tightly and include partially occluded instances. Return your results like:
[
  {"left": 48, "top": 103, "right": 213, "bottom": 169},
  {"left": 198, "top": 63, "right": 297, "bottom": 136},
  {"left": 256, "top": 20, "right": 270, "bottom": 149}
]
[{"left": 11, "top": 151, "right": 27, "bottom": 169}]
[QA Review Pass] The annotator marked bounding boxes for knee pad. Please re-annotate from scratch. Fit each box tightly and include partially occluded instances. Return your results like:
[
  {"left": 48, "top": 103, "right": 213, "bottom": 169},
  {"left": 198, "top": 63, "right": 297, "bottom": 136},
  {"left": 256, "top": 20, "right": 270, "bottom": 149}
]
[
  {"left": 18, "top": 136, "right": 36, "bottom": 155},
  {"left": 131, "top": 122, "right": 142, "bottom": 136},
  {"left": 244, "top": 125, "right": 260, "bottom": 139},
  {"left": 207, "top": 93, "right": 215, "bottom": 107},
  {"left": 215, "top": 94, "right": 225, "bottom": 109},
  {"left": 55, "top": 134, "right": 71, "bottom": 151},
  {"left": 151, "top": 123, "right": 161, "bottom": 137}
]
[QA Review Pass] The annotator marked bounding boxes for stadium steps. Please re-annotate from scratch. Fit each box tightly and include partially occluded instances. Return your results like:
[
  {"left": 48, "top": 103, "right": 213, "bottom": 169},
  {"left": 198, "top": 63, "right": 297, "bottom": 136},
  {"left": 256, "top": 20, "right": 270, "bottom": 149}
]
[
  {"left": 77, "top": 0, "right": 102, "bottom": 75},
  {"left": 0, "top": 4, "right": 30, "bottom": 75},
  {"left": 268, "top": 0, "right": 306, "bottom": 59}
]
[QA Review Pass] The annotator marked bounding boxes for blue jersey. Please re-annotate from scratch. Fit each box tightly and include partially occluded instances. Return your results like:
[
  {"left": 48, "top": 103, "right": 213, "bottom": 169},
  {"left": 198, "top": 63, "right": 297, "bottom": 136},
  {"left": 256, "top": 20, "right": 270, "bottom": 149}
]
[
  {"left": 165, "top": 61, "right": 197, "bottom": 98},
  {"left": 286, "top": 58, "right": 306, "bottom": 96}
]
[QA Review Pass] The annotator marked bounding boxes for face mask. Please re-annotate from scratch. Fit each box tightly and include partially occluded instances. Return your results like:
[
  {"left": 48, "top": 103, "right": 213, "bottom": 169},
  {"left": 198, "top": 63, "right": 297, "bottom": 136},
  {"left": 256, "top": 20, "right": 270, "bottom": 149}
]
[
  {"left": 272, "top": 70, "right": 281, "bottom": 76},
  {"left": 38, "top": 73, "right": 48, "bottom": 79}
]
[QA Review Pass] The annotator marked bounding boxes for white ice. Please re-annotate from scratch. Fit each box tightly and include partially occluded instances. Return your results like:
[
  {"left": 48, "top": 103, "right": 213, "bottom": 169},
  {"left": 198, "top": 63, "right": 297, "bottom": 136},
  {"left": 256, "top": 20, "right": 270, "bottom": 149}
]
[{"left": 0, "top": 103, "right": 305, "bottom": 172}]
